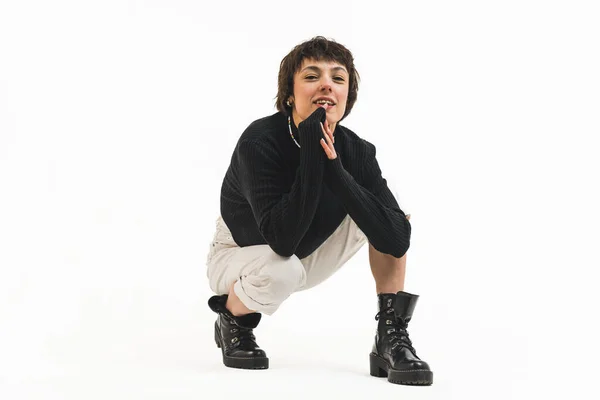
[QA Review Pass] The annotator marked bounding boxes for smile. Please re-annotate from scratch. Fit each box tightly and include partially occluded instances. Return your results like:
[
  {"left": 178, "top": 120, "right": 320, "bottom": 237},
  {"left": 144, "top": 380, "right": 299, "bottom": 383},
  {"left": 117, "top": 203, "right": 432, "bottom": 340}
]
[{"left": 314, "top": 100, "right": 335, "bottom": 105}]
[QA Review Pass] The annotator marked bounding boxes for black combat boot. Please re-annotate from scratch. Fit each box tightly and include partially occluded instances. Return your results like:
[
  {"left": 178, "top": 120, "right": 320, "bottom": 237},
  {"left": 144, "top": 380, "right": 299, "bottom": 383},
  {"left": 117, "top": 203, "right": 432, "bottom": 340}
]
[
  {"left": 208, "top": 294, "right": 269, "bottom": 370},
  {"left": 370, "top": 291, "right": 433, "bottom": 385}
]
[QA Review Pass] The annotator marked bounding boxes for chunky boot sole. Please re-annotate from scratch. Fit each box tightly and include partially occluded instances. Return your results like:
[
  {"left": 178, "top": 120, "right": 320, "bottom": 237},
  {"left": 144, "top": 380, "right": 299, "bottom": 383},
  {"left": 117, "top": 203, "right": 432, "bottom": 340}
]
[
  {"left": 369, "top": 353, "right": 433, "bottom": 386},
  {"left": 215, "top": 327, "right": 269, "bottom": 370}
]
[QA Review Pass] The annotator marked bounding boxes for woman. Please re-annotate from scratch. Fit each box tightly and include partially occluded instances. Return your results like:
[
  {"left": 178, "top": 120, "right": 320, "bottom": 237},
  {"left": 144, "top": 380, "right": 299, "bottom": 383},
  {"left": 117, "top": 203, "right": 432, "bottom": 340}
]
[{"left": 206, "top": 36, "right": 433, "bottom": 386}]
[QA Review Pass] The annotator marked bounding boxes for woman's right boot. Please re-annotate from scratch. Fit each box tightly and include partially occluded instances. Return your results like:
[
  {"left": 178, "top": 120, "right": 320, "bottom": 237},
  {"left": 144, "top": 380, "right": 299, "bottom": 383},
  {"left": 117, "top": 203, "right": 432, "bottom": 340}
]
[{"left": 208, "top": 294, "right": 269, "bottom": 370}]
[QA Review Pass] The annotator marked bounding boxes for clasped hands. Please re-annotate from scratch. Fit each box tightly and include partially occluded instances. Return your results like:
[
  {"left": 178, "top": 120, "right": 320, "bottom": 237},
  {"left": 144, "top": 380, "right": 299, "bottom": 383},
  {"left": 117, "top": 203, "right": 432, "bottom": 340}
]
[
  {"left": 299, "top": 107, "right": 337, "bottom": 160},
  {"left": 319, "top": 119, "right": 336, "bottom": 160}
]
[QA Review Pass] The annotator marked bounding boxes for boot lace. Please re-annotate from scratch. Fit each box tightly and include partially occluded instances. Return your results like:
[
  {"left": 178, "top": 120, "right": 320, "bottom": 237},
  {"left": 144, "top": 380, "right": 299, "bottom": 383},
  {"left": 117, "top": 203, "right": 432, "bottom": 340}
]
[
  {"left": 375, "top": 307, "right": 416, "bottom": 354},
  {"left": 229, "top": 325, "right": 257, "bottom": 347}
]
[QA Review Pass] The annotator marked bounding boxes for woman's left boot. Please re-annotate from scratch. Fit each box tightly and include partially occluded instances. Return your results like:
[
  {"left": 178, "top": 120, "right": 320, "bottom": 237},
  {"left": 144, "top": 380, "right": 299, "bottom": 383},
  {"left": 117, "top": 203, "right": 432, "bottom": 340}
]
[{"left": 369, "top": 291, "right": 433, "bottom": 385}]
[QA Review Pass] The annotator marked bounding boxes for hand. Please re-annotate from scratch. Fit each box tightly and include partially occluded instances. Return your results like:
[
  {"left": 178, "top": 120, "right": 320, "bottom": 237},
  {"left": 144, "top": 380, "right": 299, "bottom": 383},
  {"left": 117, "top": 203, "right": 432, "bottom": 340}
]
[
  {"left": 320, "top": 121, "right": 337, "bottom": 160},
  {"left": 298, "top": 107, "right": 327, "bottom": 130},
  {"left": 406, "top": 214, "right": 411, "bottom": 221}
]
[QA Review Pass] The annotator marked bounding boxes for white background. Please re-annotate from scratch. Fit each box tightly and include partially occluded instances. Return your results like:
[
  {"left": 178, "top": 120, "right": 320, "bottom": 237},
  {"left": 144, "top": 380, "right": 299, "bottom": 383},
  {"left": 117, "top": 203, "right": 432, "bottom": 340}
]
[{"left": 1, "top": 1, "right": 599, "bottom": 399}]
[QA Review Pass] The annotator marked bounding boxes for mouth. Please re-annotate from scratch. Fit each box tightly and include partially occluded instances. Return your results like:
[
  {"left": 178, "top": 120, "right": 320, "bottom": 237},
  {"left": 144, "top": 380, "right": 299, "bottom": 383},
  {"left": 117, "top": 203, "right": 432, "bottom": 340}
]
[{"left": 314, "top": 98, "right": 336, "bottom": 110}]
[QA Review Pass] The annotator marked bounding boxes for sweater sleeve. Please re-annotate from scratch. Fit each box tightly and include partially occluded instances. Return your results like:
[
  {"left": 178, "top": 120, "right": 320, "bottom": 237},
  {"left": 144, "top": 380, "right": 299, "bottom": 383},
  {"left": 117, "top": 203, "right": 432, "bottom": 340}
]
[
  {"left": 324, "top": 142, "right": 411, "bottom": 258},
  {"left": 236, "top": 109, "right": 328, "bottom": 257}
]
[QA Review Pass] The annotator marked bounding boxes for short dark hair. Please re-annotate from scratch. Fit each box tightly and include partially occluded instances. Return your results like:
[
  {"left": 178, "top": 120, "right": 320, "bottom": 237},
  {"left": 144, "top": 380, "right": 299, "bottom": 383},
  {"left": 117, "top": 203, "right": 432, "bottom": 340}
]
[{"left": 275, "top": 36, "right": 360, "bottom": 121}]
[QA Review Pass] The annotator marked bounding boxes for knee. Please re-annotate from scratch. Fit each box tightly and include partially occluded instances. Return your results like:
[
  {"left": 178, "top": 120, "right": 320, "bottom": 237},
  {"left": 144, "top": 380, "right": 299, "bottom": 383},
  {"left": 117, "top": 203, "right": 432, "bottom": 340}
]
[{"left": 258, "top": 254, "right": 306, "bottom": 300}]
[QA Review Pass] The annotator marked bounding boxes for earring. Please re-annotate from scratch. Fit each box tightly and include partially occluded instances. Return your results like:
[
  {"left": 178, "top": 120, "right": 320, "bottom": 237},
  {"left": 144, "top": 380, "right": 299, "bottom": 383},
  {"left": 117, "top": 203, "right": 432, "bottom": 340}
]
[{"left": 286, "top": 99, "right": 292, "bottom": 107}]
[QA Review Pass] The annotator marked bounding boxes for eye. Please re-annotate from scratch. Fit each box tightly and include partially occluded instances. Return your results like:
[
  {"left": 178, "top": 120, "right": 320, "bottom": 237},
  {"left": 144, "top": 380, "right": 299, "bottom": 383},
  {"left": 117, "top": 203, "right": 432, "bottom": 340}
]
[
  {"left": 334, "top": 76, "right": 345, "bottom": 82},
  {"left": 305, "top": 75, "right": 318, "bottom": 80}
]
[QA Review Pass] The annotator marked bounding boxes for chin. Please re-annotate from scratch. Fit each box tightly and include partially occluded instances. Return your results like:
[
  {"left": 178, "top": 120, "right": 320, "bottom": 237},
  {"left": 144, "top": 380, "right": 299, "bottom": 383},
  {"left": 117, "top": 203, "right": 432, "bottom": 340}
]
[{"left": 327, "top": 114, "right": 341, "bottom": 123}]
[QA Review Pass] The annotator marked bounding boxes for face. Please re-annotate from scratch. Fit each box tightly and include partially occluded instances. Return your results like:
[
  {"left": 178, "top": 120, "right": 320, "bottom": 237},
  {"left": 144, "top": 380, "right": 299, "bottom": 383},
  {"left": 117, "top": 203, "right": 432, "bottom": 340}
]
[{"left": 289, "top": 58, "right": 349, "bottom": 131}]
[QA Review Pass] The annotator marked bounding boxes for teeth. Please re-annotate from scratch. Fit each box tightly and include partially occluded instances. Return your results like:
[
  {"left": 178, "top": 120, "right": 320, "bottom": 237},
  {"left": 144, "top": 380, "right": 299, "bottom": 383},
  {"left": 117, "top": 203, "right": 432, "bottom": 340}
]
[{"left": 315, "top": 100, "right": 334, "bottom": 105}]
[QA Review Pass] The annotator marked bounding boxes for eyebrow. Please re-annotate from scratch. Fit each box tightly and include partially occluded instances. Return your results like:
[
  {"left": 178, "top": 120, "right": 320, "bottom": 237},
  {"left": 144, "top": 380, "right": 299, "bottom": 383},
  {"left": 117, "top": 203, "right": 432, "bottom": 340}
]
[{"left": 301, "top": 65, "right": 348, "bottom": 75}]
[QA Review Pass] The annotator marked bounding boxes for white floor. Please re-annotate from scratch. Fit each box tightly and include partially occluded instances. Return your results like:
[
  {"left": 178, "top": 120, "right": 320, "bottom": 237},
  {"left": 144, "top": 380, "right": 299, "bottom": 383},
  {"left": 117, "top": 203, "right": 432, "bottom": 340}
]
[{"left": 0, "top": 254, "right": 578, "bottom": 400}]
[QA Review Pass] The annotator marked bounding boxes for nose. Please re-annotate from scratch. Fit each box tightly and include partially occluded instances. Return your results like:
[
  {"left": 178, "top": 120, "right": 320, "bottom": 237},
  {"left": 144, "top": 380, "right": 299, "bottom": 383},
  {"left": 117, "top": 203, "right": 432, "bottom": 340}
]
[{"left": 320, "top": 77, "right": 333, "bottom": 91}]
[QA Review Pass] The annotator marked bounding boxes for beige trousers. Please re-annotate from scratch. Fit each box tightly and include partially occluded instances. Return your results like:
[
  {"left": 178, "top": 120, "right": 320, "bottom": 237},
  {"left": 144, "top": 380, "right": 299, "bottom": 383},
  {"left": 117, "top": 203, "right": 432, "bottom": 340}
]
[{"left": 206, "top": 215, "right": 367, "bottom": 315}]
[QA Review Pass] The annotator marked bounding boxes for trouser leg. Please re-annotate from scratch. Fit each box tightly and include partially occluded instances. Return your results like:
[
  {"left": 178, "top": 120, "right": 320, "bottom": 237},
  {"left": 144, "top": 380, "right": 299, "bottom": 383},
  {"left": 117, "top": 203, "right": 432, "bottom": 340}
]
[
  {"left": 299, "top": 215, "right": 367, "bottom": 290},
  {"left": 206, "top": 215, "right": 366, "bottom": 315},
  {"left": 207, "top": 242, "right": 306, "bottom": 315}
]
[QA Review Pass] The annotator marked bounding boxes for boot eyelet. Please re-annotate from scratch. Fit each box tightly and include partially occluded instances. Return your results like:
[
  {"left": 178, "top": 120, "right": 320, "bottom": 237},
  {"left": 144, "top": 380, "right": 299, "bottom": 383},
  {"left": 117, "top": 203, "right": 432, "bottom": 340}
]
[
  {"left": 386, "top": 320, "right": 392, "bottom": 325},
  {"left": 231, "top": 337, "right": 238, "bottom": 343}
]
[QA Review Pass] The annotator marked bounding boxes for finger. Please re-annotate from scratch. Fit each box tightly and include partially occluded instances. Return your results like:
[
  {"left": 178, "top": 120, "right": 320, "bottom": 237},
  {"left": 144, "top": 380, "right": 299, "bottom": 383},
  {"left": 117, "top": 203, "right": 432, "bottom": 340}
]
[
  {"left": 323, "top": 125, "right": 333, "bottom": 146},
  {"left": 320, "top": 122, "right": 333, "bottom": 147},
  {"left": 320, "top": 138, "right": 332, "bottom": 159},
  {"left": 319, "top": 123, "right": 337, "bottom": 159},
  {"left": 406, "top": 214, "right": 411, "bottom": 220},
  {"left": 327, "top": 123, "right": 335, "bottom": 143},
  {"left": 324, "top": 122, "right": 333, "bottom": 143},
  {"left": 320, "top": 122, "right": 327, "bottom": 141},
  {"left": 321, "top": 121, "right": 334, "bottom": 144},
  {"left": 320, "top": 139, "right": 337, "bottom": 160},
  {"left": 325, "top": 132, "right": 336, "bottom": 156}
]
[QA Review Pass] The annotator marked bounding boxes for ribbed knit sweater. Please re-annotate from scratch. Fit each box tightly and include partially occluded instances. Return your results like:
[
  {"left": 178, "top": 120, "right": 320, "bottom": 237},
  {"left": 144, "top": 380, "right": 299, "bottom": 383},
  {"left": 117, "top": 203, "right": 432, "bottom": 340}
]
[{"left": 220, "top": 107, "right": 411, "bottom": 259}]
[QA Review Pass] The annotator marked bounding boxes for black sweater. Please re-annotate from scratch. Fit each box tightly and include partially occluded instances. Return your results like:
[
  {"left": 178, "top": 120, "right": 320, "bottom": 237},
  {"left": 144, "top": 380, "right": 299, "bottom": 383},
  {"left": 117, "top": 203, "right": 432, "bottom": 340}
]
[{"left": 219, "top": 108, "right": 411, "bottom": 259}]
